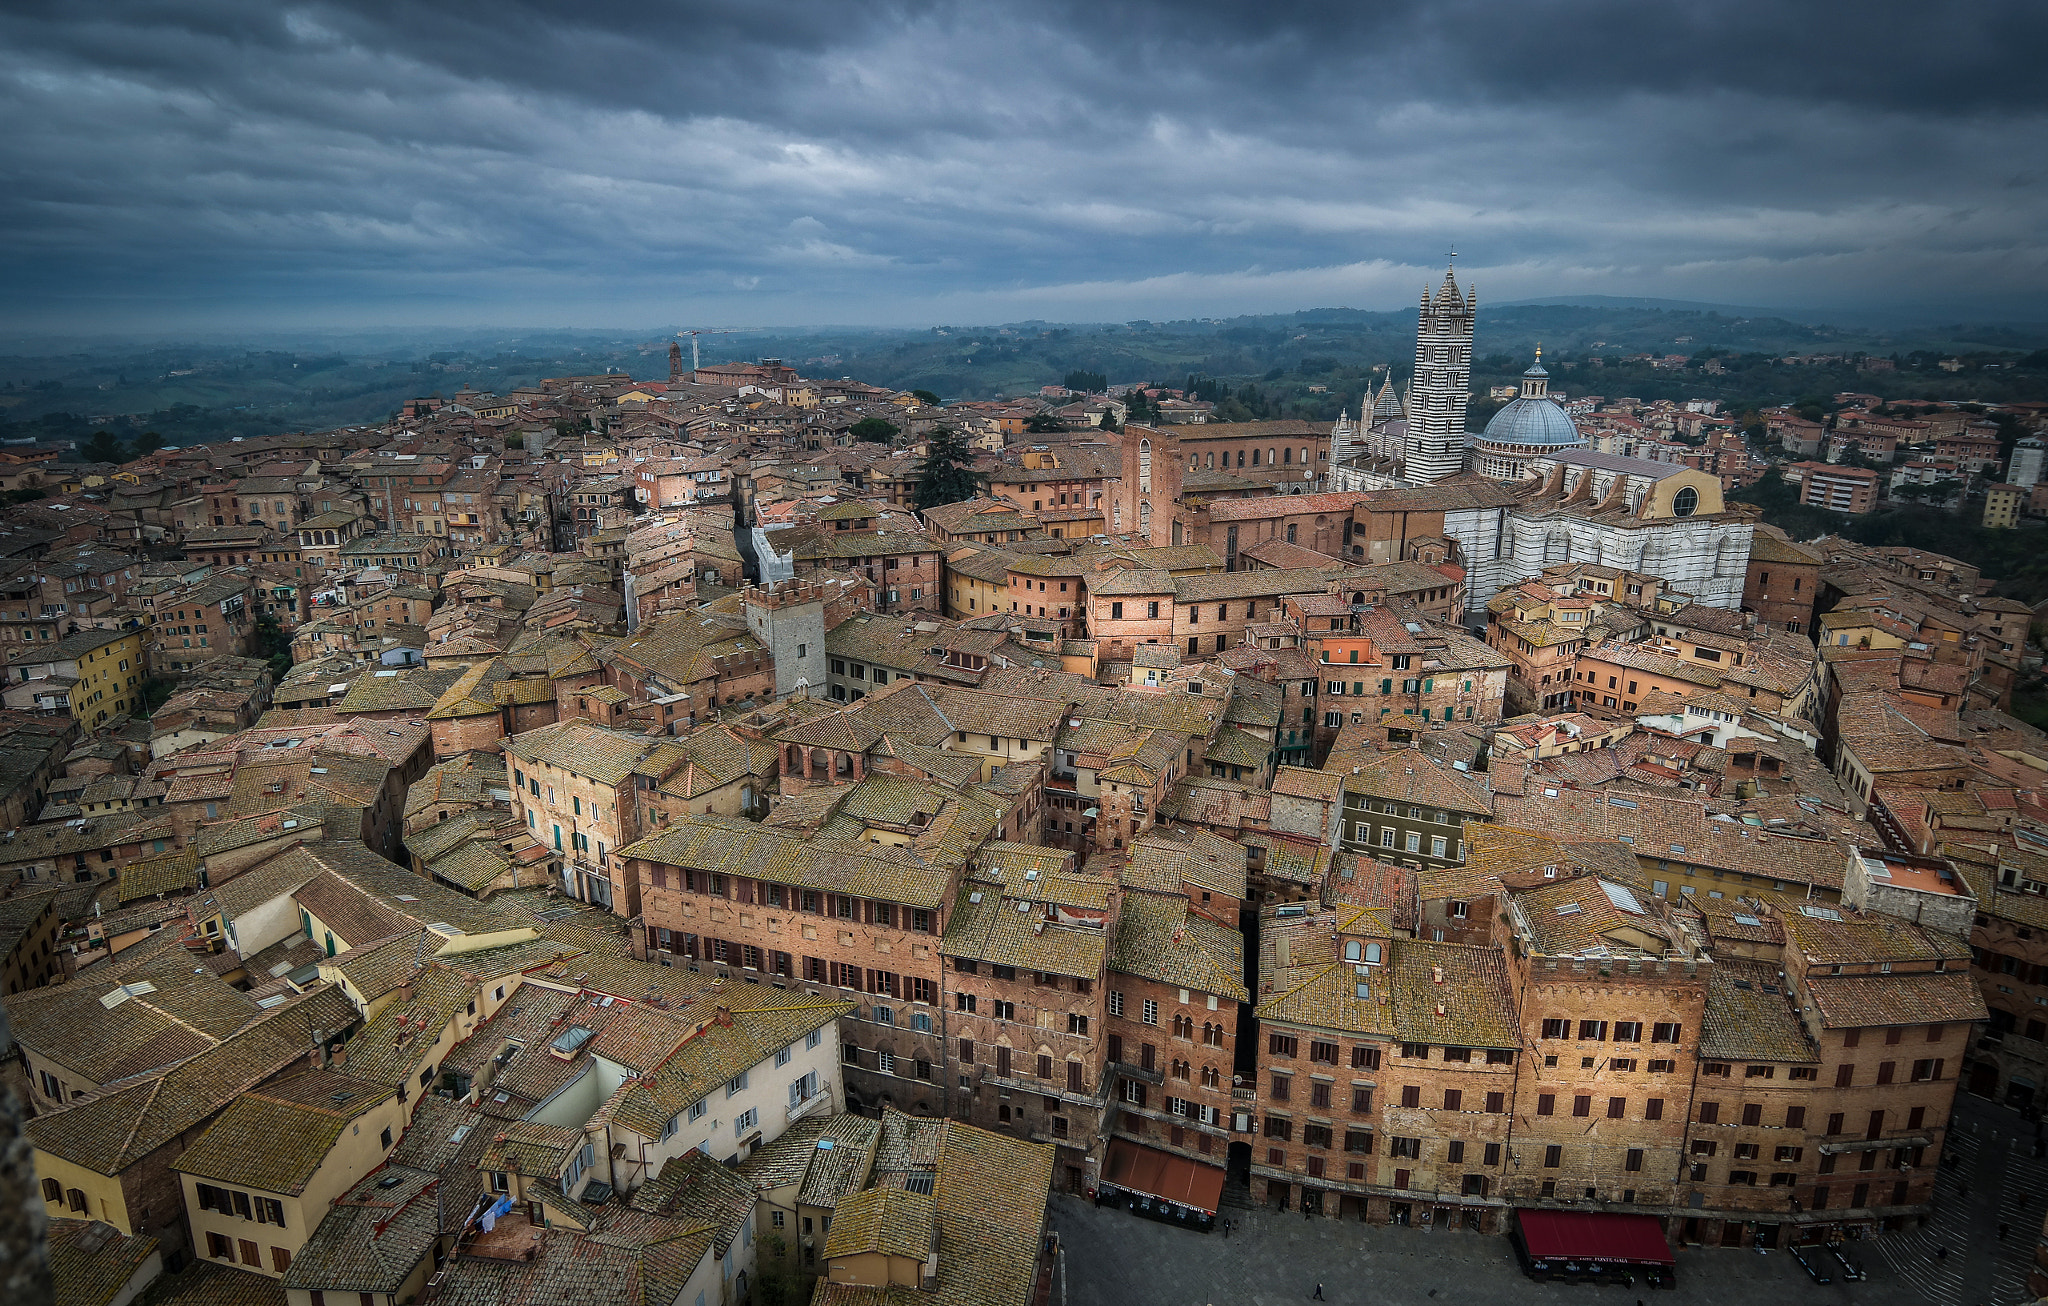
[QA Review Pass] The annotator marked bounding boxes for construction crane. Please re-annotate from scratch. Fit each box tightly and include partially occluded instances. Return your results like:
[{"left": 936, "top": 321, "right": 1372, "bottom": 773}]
[{"left": 674, "top": 329, "right": 736, "bottom": 373}]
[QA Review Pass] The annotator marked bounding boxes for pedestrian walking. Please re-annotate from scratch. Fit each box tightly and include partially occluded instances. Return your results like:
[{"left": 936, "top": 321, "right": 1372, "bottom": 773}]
[{"left": 1311, "top": 1285, "right": 1325, "bottom": 1301}]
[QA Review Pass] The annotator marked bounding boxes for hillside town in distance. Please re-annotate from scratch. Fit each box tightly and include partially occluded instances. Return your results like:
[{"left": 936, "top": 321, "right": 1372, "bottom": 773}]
[{"left": 14, "top": 269, "right": 2048, "bottom": 1306}]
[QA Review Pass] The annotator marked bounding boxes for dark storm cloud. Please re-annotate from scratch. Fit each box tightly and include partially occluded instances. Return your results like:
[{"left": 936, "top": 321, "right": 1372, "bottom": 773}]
[{"left": 3, "top": 0, "right": 2044, "bottom": 331}]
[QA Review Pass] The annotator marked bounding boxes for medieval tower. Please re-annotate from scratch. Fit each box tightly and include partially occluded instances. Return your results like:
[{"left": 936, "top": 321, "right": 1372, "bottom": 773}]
[
  {"left": 1113, "top": 424, "right": 1185, "bottom": 546},
  {"left": 1402, "top": 264, "right": 1477, "bottom": 483}
]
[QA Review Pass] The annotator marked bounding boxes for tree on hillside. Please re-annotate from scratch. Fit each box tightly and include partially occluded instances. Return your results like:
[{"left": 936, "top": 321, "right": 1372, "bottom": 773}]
[
  {"left": 1063, "top": 370, "right": 1107, "bottom": 394},
  {"left": 911, "top": 389, "right": 942, "bottom": 407},
  {"left": 914, "top": 425, "right": 979, "bottom": 509},
  {"left": 849, "top": 416, "right": 899, "bottom": 444},
  {"left": 132, "top": 430, "right": 166, "bottom": 455},
  {"left": 79, "top": 430, "right": 127, "bottom": 464}
]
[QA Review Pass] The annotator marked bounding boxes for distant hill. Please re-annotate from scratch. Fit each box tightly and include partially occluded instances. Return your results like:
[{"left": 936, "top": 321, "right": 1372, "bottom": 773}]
[{"left": 3, "top": 304, "right": 2045, "bottom": 445}]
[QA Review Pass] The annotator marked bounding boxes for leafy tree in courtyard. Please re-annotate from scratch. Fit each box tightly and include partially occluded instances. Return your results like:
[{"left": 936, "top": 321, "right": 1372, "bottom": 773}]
[
  {"left": 1025, "top": 412, "right": 1065, "bottom": 433},
  {"left": 80, "top": 429, "right": 128, "bottom": 464},
  {"left": 253, "top": 615, "right": 293, "bottom": 679},
  {"left": 849, "top": 416, "right": 898, "bottom": 443},
  {"left": 911, "top": 389, "right": 942, "bottom": 407},
  {"left": 914, "top": 424, "right": 979, "bottom": 509}
]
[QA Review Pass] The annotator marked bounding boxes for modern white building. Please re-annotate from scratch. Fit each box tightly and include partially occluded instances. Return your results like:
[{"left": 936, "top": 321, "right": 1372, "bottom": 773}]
[{"left": 2009, "top": 436, "right": 2046, "bottom": 489}]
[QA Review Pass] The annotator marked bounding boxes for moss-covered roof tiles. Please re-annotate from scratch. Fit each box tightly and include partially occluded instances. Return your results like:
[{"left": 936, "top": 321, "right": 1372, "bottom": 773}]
[
  {"left": 609, "top": 998, "right": 850, "bottom": 1141},
  {"left": 825, "top": 1186, "right": 935, "bottom": 1262},
  {"left": 620, "top": 814, "right": 960, "bottom": 909},
  {"left": 1108, "top": 892, "right": 1246, "bottom": 1000},
  {"left": 27, "top": 985, "right": 359, "bottom": 1176},
  {"left": 1805, "top": 969, "right": 1987, "bottom": 1029},
  {"left": 939, "top": 884, "right": 1106, "bottom": 979},
  {"left": 172, "top": 1070, "right": 396, "bottom": 1194},
  {"left": 1699, "top": 961, "right": 1817, "bottom": 1063}
]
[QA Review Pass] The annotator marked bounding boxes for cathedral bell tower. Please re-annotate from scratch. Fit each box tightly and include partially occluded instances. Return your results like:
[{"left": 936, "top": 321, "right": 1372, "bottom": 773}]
[{"left": 1402, "top": 262, "right": 1476, "bottom": 483}]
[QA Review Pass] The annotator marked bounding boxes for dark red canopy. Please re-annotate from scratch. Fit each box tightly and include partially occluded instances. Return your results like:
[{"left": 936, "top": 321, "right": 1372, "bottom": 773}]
[
  {"left": 1518, "top": 1210, "right": 1675, "bottom": 1267},
  {"left": 1101, "top": 1138, "right": 1226, "bottom": 1214}
]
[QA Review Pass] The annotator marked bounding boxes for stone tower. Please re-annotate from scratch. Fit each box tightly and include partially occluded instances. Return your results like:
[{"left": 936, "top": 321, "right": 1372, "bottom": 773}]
[
  {"left": 743, "top": 580, "right": 828, "bottom": 698},
  {"left": 1113, "top": 424, "right": 1184, "bottom": 546},
  {"left": 668, "top": 341, "right": 684, "bottom": 384},
  {"left": 1403, "top": 265, "right": 1476, "bottom": 483}
]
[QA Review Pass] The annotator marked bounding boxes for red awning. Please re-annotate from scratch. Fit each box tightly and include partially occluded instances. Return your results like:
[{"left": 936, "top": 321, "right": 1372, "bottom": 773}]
[
  {"left": 1517, "top": 1210, "right": 1674, "bottom": 1267},
  {"left": 1101, "top": 1138, "right": 1227, "bottom": 1214}
]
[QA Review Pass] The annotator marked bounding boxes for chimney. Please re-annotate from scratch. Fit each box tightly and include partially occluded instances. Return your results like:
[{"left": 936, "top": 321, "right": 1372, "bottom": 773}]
[{"left": 1431, "top": 966, "right": 1445, "bottom": 985}]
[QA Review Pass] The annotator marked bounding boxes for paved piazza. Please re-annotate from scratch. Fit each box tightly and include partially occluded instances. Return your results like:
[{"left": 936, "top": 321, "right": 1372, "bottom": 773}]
[{"left": 1051, "top": 1098, "right": 2048, "bottom": 1306}]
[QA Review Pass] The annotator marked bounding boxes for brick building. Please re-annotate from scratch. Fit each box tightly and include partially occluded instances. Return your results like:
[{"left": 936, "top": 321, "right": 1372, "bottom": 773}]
[
  {"left": 1254, "top": 899, "right": 1521, "bottom": 1225},
  {"left": 1744, "top": 526, "right": 1823, "bottom": 636},
  {"left": 787, "top": 530, "right": 942, "bottom": 615},
  {"left": 1189, "top": 491, "right": 1366, "bottom": 564},
  {"left": 620, "top": 813, "right": 957, "bottom": 1125},
  {"left": 943, "top": 843, "right": 1111, "bottom": 1194}
]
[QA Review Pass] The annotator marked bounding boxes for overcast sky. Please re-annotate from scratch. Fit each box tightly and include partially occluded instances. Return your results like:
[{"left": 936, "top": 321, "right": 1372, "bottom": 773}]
[{"left": 6, "top": 0, "right": 2046, "bottom": 333}]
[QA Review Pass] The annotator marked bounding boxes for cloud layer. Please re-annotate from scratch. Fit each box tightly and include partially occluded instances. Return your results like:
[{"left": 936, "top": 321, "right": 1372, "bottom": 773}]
[{"left": 5, "top": 0, "right": 2046, "bottom": 332}]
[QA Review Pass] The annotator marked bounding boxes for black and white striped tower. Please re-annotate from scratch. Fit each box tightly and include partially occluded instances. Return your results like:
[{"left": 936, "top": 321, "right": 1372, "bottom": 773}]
[{"left": 1402, "top": 259, "right": 1476, "bottom": 483}]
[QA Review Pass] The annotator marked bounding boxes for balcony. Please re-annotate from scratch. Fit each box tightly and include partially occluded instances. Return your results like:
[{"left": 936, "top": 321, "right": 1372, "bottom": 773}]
[
  {"left": 786, "top": 1078, "right": 833, "bottom": 1124},
  {"left": 1108, "top": 1060, "right": 1165, "bottom": 1086}
]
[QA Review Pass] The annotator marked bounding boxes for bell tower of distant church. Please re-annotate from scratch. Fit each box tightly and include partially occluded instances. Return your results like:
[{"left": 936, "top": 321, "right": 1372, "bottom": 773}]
[{"left": 1403, "top": 261, "right": 1476, "bottom": 483}]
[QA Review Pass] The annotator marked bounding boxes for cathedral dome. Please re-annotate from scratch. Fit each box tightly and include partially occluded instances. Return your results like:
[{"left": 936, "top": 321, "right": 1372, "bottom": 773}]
[
  {"left": 1482, "top": 392, "right": 1580, "bottom": 447},
  {"left": 1480, "top": 355, "right": 1580, "bottom": 448},
  {"left": 1470, "top": 351, "right": 1585, "bottom": 482}
]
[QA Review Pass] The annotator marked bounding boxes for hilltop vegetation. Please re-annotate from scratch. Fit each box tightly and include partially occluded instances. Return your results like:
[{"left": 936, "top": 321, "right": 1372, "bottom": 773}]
[{"left": 4, "top": 306, "right": 2046, "bottom": 448}]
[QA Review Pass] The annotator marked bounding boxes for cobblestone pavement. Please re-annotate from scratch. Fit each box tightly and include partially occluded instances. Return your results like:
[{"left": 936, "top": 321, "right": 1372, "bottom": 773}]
[
  {"left": 1050, "top": 1192, "right": 1932, "bottom": 1306},
  {"left": 1868, "top": 1093, "right": 2048, "bottom": 1306},
  {"left": 1049, "top": 1098, "right": 2048, "bottom": 1306}
]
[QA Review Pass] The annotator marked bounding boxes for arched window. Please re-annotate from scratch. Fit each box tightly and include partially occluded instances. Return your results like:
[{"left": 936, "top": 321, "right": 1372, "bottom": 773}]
[
  {"left": 1364, "top": 943, "right": 1383, "bottom": 964},
  {"left": 1672, "top": 486, "right": 1699, "bottom": 517},
  {"left": 41, "top": 1178, "right": 60, "bottom": 1204},
  {"left": 67, "top": 1189, "right": 88, "bottom": 1213},
  {"left": 1343, "top": 940, "right": 1361, "bottom": 962},
  {"left": 1138, "top": 439, "right": 1152, "bottom": 493}
]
